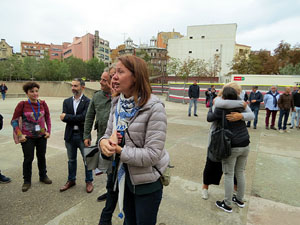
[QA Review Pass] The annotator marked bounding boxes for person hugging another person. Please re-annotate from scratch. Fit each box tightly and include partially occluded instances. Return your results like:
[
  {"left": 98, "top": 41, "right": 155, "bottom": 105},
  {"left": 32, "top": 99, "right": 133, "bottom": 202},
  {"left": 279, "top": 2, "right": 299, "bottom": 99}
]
[{"left": 205, "top": 82, "right": 254, "bottom": 213}]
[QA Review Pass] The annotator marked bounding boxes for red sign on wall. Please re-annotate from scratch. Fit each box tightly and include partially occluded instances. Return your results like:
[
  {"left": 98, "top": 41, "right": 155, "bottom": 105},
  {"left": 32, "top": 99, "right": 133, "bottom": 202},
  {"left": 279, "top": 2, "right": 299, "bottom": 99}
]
[{"left": 233, "top": 76, "right": 245, "bottom": 81}]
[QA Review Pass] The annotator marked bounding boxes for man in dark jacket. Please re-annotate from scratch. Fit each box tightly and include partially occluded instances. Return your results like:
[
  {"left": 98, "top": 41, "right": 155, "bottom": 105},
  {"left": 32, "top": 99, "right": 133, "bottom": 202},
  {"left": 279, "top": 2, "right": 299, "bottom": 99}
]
[
  {"left": 278, "top": 87, "right": 294, "bottom": 133},
  {"left": 246, "top": 86, "right": 263, "bottom": 129},
  {"left": 0, "top": 83, "right": 8, "bottom": 100},
  {"left": 188, "top": 80, "right": 200, "bottom": 117},
  {"left": 60, "top": 78, "right": 93, "bottom": 193}
]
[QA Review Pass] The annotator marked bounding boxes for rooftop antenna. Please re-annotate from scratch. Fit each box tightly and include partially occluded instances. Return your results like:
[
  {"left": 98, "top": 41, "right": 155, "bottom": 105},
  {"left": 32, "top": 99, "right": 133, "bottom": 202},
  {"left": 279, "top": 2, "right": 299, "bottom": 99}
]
[{"left": 122, "top": 33, "right": 128, "bottom": 43}]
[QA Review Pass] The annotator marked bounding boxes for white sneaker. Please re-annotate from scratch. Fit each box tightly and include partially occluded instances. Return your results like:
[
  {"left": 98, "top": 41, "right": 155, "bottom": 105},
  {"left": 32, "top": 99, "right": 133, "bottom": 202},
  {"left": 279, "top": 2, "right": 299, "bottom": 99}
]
[
  {"left": 279, "top": 129, "right": 284, "bottom": 133},
  {"left": 202, "top": 189, "right": 209, "bottom": 200}
]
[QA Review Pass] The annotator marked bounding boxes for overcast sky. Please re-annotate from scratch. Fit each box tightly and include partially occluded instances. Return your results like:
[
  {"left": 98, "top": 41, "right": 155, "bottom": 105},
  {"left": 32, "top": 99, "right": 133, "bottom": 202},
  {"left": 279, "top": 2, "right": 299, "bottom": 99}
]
[{"left": 1, "top": 0, "right": 300, "bottom": 53}]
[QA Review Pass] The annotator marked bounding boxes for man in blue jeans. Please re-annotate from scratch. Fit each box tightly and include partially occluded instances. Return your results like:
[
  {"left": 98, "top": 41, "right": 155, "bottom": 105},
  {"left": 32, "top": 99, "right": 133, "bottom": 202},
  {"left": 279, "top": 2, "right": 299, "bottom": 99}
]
[
  {"left": 278, "top": 87, "right": 294, "bottom": 133},
  {"left": 60, "top": 78, "right": 93, "bottom": 193},
  {"left": 247, "top": 86, "right": 263, "bottom": 129},
  {"left": 188, "top": 80, "right": 200, "bottom": 117}
]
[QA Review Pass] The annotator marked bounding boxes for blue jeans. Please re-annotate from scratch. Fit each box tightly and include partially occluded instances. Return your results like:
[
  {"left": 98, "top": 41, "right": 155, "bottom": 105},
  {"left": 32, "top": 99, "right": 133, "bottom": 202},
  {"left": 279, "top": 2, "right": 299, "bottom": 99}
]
[
  {"left": 247, "top": 106, "right": 259, "bottom": 127},
  {"left": 123, "top": 184, "right": 162, "bottom": 225},
  {"left": 278, "top": 109, "right": 290, "bottom": 130},
  {"left": 1, "top": 92, "right": 5, "bottom": 100},
  {"left": 65, "top": 133, "right": 93, "bottom": 182},
  {"left": 188, "top": 98, "right": 198, "bottom": 115},
  {"left": 291, "top": 107, "right": 300, "bottom": 128}
]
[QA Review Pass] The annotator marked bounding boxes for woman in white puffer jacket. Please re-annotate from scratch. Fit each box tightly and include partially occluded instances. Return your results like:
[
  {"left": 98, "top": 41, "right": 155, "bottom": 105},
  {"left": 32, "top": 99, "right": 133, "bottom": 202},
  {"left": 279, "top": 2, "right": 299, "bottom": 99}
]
[{"left": 99, "top": 55, "right": 169, "bottom": 225}]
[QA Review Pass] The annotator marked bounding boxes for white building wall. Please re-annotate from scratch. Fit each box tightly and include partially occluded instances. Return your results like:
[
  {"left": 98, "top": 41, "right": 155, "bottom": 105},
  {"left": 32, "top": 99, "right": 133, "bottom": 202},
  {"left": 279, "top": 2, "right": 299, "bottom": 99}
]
[
  {"left": 231, "top": 74, "right": 300, "bottom": 86},
  {"left": 167, "top": 24, "right": 237, "bottom": 82}
]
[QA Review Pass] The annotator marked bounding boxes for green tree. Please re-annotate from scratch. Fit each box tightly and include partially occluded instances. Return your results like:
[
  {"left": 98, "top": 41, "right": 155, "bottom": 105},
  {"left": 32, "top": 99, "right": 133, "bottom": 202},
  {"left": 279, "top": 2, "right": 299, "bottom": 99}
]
[
  {"left": 4, "top": 55, "right": 26, "bottom": 80},
  {"left": 280, "top": 63, "right": 300, "bottom": 75},
  {"left": 167, "top": 57, "right": 208, "bottom": 102},
  {"left": 86, "top": 58, "right": 105, "bottom": 80},
  {"left": 23, "top": 56, "right": 39, "bottom": 80},
  {"left": 35, "top": 57, "right": 56, "bottom": 80},
  {"left": 65, "top": 56, "right": 87, "bottom": 79}
]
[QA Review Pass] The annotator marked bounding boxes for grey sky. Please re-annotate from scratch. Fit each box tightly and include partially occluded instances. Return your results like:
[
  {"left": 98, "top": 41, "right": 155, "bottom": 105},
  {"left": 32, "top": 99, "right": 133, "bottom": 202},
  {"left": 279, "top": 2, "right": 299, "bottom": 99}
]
[{"left": 1, "top": 0, "right": 300, "bottom": 53}]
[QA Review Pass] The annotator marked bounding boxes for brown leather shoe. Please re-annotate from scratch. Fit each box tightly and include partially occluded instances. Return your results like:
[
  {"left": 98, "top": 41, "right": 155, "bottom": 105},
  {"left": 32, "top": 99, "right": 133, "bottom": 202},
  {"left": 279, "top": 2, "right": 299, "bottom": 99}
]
[
  {"left": 86, "top": 182, "right": 94, "bottom": 193},
  {"left": 60, "top": 180, "right": 76, "bottom": 192}
]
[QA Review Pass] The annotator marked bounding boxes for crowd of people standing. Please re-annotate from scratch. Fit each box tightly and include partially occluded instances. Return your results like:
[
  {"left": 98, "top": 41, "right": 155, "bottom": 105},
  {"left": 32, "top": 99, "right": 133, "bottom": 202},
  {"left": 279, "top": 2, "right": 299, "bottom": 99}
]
[{"left": 1, "top": 58, "right": 299, "bottom": 223}]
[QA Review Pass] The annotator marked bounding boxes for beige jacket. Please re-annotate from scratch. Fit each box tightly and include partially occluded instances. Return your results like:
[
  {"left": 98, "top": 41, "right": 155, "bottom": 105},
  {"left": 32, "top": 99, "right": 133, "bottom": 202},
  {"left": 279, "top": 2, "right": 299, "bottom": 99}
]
[{"left": 100, "top": 94, "right": 170, "bottom": 185}]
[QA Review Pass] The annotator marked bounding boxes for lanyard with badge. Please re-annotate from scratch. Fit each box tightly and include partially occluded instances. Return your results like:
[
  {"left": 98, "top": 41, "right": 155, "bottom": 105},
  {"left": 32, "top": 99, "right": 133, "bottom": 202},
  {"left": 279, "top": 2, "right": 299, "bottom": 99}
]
[{"left": 28, "top": 99, "right": 41, "bottom": 132}]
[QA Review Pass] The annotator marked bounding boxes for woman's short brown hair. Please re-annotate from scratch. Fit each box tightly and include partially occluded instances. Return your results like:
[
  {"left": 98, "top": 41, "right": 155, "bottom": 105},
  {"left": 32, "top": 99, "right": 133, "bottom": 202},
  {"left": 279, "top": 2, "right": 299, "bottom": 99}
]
[
  {"left": 117, "top": 55, "right": 152, "bottom": 107},
  {"left": 23, "top": 82, "right": 40, "bottom": 93}
]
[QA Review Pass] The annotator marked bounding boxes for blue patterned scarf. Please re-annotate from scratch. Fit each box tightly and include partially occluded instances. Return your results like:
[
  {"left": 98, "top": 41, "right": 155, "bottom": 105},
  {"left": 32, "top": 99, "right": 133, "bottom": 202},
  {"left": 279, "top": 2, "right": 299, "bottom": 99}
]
[{"left": 114, "top": 93, "right": 140, "bottom": 219}]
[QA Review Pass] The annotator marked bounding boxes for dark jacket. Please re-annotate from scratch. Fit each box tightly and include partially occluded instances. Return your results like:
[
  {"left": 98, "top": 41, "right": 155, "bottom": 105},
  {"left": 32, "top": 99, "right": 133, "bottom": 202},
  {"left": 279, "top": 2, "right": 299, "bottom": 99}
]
[
  {"left": 0, "top": 84, "right": 8, "bottom": 94},
  {"left": 278, "top": 93, "right": 294, "bottom": 111},
  {"left": 62, "top": 94, "right": 90, "bottom": 142},
  {"left": 207, "top": 107, "right": 250, "bottom": 147},
  {"left": 293, "top": 92, "right": 300, "bottom": 107},
  {"left": 188, "top": 84, "right": 200, "bottom": 98},
  {"left": 248, "top": 91, "right": 263, "bottom": 108}
]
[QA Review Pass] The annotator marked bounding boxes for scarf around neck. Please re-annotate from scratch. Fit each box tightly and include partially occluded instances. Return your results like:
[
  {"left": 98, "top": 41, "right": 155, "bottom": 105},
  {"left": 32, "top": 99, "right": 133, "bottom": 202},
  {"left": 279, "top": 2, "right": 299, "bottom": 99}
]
[
  {"left": 114, "top": 93, "right": 140, "bottom": 219},
  {"left": 114, "top": 93, "right": 140, "bottom": 132},
  {"left": 267, "top": 90, "right": 279, "bottom": 107}
]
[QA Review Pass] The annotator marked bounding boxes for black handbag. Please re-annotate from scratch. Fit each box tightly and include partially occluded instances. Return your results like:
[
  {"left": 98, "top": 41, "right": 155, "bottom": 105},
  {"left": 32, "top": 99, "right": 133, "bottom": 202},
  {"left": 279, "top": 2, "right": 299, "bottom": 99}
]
[{"left": 208, "top": 110, "right": 233, "bottom": 161}]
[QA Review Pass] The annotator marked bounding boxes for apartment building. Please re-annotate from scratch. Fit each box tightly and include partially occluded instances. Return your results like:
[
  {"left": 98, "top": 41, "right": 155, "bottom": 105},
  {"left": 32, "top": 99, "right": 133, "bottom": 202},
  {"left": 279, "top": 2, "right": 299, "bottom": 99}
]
[
  {"left": 157, "top": 30, "right": 183, "bottom": 49},
  {"left": 50, "top": 44, "right": 64, "bottom": 60},
  {"left": 167, "top": 23, "right": 243, "bottom": 82},
  {"left": 21, "top": 41, "right": 50, "bottom": 59},
  {"left": 0, "top": 39, "right": 13, "bottom": 60},
  {"left": 94, "top": 30, "right": 111, "bottom": 64},
  {"left": 235, "top": 43, "right": 251, "bottom": 57},
  {"left": 63, "top": 33, "right": 94, "bottom": 61},
  {"left": 119, "top": 37, "right": 168, "bottom": 76}
]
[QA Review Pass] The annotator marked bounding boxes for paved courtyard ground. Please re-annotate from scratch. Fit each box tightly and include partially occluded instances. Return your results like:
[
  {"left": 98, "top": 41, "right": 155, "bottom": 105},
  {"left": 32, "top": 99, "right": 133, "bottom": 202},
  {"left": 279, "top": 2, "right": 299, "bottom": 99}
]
[{"left": 0, "top": 96, "right": 299, "bottom": 225}]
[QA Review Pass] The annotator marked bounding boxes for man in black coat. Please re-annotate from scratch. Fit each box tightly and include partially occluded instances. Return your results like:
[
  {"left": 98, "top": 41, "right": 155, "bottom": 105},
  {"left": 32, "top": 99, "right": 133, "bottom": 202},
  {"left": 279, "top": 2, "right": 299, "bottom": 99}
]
[
  {"left": 247, "top": 86, "right": 263, "bottom": 129},
  {"left": 59, "top": 78, "right": 93, "bottom": 193},
  {"left": 188, "top": 80, "right": 200, "bottom": 117}
]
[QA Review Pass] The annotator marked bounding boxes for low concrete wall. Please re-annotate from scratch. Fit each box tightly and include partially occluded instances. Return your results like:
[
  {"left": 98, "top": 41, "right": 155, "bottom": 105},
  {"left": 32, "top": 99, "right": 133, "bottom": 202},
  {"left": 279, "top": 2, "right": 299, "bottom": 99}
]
[{"left": 2, "top": 81, "right": 96, "bottom": 99}]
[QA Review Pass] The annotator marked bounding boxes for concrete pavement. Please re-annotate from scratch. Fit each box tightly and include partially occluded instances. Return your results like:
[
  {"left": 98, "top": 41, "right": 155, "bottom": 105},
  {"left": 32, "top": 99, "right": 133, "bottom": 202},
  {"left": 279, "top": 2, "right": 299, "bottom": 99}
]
[{"left": 0, "top": 96, "right": 299, "bottom": 225}]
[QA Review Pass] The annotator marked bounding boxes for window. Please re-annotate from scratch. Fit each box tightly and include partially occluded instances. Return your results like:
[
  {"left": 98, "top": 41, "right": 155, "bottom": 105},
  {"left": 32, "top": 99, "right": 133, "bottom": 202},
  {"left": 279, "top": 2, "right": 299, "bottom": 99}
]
[
  {"left": 64, "top": 49, "right": 72, "bottom": 55},
  {"left": 52, "top": 48, "right": 62, "bottom": 52},
  {"left": 51, "top": 53, "right": 59, "bottom": 56},
  {"left": 201, "top": 36, "right": 205, "bottom": 39},
  {"left": 105, "top": 49, "right": 109, "bottom": 54},
  {"left": 189, "top": 50, "right": 192, "bottom": 54},
  {"left": 189, "top": 36, "right": 193, "bottom": 39},
  {"left": 100, "top": 47, "right": 104, "bottom": 52},
  {"left": 105, "top": 55, "right": 109, "bottom": 60},
  {"left": 216, "top": 49, "right": 219, "bottom": 52}
]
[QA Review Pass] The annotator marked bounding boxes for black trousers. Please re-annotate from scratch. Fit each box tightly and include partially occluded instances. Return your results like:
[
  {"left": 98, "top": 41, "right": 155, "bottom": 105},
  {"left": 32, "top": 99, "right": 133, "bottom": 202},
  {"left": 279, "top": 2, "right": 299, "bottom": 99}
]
[
  {"left": 203, "top": 157, "right": 237, "bottom": 186},
  {"left": 21, "top": 137, "right": 47, "bottom": 183},
  {"left": 123, "top": 184, "right": 162, "bottom": 225},
  {"left": 99, "top": 173, "right": 119, "bottom": 225}
]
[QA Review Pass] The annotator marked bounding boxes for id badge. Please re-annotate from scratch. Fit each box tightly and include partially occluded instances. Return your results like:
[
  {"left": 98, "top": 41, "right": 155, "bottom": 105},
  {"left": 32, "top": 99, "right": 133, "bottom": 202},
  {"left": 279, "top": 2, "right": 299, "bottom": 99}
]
[{"left": 35, "top": 125, "right": 41, "bottom": 131}]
